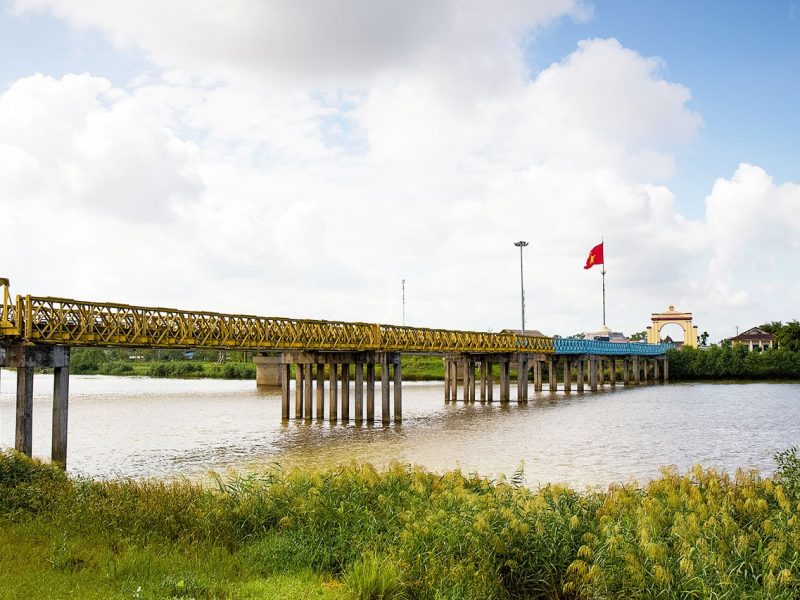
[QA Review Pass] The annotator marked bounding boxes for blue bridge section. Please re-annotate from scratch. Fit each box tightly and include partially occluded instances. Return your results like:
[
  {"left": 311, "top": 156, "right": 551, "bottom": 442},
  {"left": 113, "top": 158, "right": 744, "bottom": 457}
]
[{"left": 553, "top": 338, "right": 673, "bottom": 356}]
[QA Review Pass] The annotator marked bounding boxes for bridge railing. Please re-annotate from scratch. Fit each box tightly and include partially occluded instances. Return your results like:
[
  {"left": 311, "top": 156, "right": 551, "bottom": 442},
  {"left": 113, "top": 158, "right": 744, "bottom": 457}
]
[
  {"left": 0, "top": 279, "right": 19, "bottom": 336},
  {"left": 1, "top": 292, "right": 672, "bottom": 356},
  {"left": 553, "top": 337, "right": 673, "bottom": 355},
  {"left": 13, "top": 295, "right": 556, "bottom": 354}
]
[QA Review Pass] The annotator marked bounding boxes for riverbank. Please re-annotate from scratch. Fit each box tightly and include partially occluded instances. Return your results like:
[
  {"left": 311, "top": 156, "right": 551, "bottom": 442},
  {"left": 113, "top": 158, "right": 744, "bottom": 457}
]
[
  {"left": 65, "top": 353, "right": 448, "bottom": 381},
  {"left": 2, "top": 450, "right": 799, "bottom": 599}
]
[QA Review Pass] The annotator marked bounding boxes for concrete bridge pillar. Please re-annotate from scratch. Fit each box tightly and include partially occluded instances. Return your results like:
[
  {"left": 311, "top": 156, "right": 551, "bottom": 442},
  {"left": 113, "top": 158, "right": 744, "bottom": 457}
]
[
  {"left": 500, "top": 360, "right": 510, "bottom": 402},
  {"left": 341, "top": 363, "right": 351, "bottom": 421},
  {"left": 366, "top": 363, "right": 376, "bottom": 421},
  {"left": 329, "top": 364, "right": 338, "bottom": 421},
  {"left": 316, "top": 364, "right": 325, "bottom": 421},
  {"left": 279, "top": 351, "right": 396, "bottom": 424},
  {"left": 533, "top": 359, "right": 542, "bottom": 392},
  {"left": 563, "top": 359, "right": 572, "bottom": 393},
  {"left": 577, "top": 358, "right": 585, "bottom": 392},
  {"left": 254, "top": 354, "right": 282, "bottom": 387},
  {"left": 653, "top": 358, "right": 660, "bottom": 383},
  {"left": 486, "top": 360, "right": 494, "bottom": 402},
  {"left": 633, "top": 356, "right": 640, "bottom": 385},
  {"left": 589, "top": 357, "right": 598, "bottom": 391},
  {"left": 295, "top": 364, "right": 304, "bottom": 419},
  {"left": 354, "top": 363, "right": 364, "bottom": 423},
  {"left": 547, "top": 358, "right": 557, "bottom": 392},
  {"left": 393, "top": 354, "right": 402, "bottom": 421},
  {"left": 663, "top": 357, "right": 669, "bottom": 382},
  {"left": 1, "top": 345, "right": 71, "bottom": 468},
  {"left": 517, "top": 354, "right": 529, "bottom": 402},
  {"left": 304, "top": 364, "right": 313, "bottom": 421},
  {"left": 610, "top": 358, "right": 617, "bottom": 387}
]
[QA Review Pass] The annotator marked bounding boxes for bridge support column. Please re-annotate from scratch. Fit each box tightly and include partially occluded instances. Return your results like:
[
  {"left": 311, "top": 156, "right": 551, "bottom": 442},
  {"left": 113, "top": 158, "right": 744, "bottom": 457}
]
[
  {"left": 329, "top": 364, "right": 338, "bottom": 422},
  {"left": 589, "top": 357, "right": 598, "bottom": 391},
  {"left": 381, "top": 354, "right": 391, "bottom": 424},
  {"left": 663, "top": 357, "right": 669, "bottom": 382},
  {"left": 653, "top": 358, "right": 660, "bottom": 383},
  {"left": 622, "top": 358, "right": 630, "bottom": 385},
  {"left": 450, "top": 360, "right": 459, "bottom": 401},
  {"left": 281, "top": 364, "right": 291, "bottom": 420},
  {"left": 610, "top": 358, "right": 617, "bottom": 387},
  {"left": 304, "top": 364, "right": 313, "bottom": 421},
  {"left": 479, "top": 360, "right": 487, "bottom": 402},
  {"left": 517, "top": 354, "right": 528, "bottom": 402},
  {"left": 393, "top": 354, "right": 402, "bottom": 422},
  {"left": 633, "top": 356, "right": 640, "bottom": 385},
  {"left": 486, "top": 361, "right": 494, "bottom": 402},
  {"left": 548, "top": 359, "right": 556, "bottom": 392},
  {"left": 354, "top": 363, "right": 364, "bottom": 423},
  {"left": 598, "top": 358, "right": 605, "bottom": 386},
  {"left": 52, "top": 362, "right": 70, "bottom": 468},
  {"left": 500, "top": 360, "right": 510, "bottom": 402},
  {"left": 254, "top": 354, "right": 282, "bottom": 387},
  {"left": 366, "top": 363, "right": 375, "bottom": 422},
  {"left": 468, "top": 359, "right": 475, "bottom": 403},
  {"left": 316, "top": 364, "right": 325, "bottom": 420},
  {"left": 295, "top": 364, "right": 304, "bottom": 419},
  {"left": 563, "top": 359, "right": 572, "bottom": 393},
  {"left": 1, "top": 345, "right": 70, "bottom": 468},
  {"left": 341, "top": 363, "right": 350, "bottom": 421},
  {"left": 16, "top": 366, "right": 34, "bottom": 457},
  {"left": 444, "top": 358, "right": 451, "bottom": 402},
  {"left": 577, "top": 358, "right": 585, "bottom": 392},
  {"left": 533, "top": 359, "right": 542, "bottom": 392}
]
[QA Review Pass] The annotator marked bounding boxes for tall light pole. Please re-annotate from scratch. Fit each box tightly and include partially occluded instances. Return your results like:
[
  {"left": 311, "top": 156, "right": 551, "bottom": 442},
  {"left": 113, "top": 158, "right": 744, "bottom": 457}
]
[
  {"left": 402, "top": 279, "right": 406, "bottom": 326},
  {"left": 514, "top": 241, "right": 528, "bottom": 336}
]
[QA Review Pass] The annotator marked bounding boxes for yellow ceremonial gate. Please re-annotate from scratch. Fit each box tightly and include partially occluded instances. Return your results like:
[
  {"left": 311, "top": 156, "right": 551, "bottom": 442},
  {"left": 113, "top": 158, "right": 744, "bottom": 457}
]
[{"left": 647, "top": 305, "right": 697, "bottom": 348}]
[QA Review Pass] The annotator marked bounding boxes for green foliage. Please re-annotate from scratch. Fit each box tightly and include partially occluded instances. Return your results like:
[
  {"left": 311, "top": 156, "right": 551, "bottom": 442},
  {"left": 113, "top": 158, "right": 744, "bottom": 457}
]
[
  {"left": 667, "top": 346, "right": 800, "bottom": 380},
  {"left": 774, "top": 447, "right": 800, "bottom": 503},
  {"left": 343, "top": 552, "right": 406, "bottom": 599},
  {"left": 70, "top": 348, "right": 107, "bottom": 374},
  {"left": 4, "top": 451, "right": 800, "bottom": 598},
  {"left": 629, "top": 331, "right": 647, "bottom": 342}
]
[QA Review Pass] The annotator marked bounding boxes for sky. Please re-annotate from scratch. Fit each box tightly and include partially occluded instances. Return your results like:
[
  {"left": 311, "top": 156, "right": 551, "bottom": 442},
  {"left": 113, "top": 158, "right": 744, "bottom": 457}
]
[{"left": 1, "top": 1, "right": 798, "bottom": 343}]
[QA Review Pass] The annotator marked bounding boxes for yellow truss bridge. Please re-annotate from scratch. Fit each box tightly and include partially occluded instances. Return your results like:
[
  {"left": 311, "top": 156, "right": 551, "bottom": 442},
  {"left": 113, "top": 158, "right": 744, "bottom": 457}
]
[{"left": 0, "top": 279, "right": 553, "bottom": 354}]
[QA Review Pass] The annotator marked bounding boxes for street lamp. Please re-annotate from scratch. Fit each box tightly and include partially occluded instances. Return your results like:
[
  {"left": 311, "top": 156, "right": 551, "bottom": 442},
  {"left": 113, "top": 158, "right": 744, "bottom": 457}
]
[
  {"left": 514, "top": 241, "right": 528, "bottom": 336},
  {"left": 402, "top": 279, "right": 405, "bottom": 326}
]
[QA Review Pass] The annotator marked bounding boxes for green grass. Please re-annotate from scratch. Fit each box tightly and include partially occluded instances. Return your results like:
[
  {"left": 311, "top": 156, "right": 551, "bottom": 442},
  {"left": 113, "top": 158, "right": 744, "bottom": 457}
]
[{"left": 3, "top": 450, "right": 800, "bottom": 598}]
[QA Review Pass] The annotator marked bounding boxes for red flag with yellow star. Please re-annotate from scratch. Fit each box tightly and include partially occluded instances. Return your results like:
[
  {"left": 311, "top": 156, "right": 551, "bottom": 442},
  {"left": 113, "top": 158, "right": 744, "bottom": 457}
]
[{"left": 583, "top": 242, "right": 604, "bottom": 269}]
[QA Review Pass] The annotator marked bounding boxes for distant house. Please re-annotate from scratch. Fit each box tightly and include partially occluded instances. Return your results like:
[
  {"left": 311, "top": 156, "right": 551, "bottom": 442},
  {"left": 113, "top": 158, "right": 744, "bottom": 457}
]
[
  {"left": 502, "top": 329, "right": 547, "bottom": 338},
  {"left": 727, "top": 327, "right": 776, "bottom": 351}
]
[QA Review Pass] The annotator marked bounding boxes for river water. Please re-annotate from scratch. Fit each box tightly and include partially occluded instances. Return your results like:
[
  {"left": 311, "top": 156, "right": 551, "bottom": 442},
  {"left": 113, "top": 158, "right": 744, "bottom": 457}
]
[{"left": 1, "top": 370, "right": 798, "bottom": 489}]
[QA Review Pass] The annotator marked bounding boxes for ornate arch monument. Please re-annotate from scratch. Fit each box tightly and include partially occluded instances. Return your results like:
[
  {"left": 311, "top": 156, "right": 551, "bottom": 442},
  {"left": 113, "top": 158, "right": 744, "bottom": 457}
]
[{"left": 647, "top": 305, "right": 698, "bottom": 348}]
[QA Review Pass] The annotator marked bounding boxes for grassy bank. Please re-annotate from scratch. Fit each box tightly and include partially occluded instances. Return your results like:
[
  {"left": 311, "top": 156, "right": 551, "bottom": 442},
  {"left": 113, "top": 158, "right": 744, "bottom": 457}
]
[
  {"left": 2, "top": 450, "right": 800, "bottom": 598},
  {"left": 66, "top": 347, "right": 448, "bottom": 381}
]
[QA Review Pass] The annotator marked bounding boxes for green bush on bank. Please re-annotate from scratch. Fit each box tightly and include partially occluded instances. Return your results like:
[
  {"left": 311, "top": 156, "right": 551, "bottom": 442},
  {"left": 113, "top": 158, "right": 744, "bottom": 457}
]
[
  {"left": 668, "top": 346, "right": 800, "bottom": 380},
  {"left": 2, "top": 450, "right": 800, "bottom": 598}
]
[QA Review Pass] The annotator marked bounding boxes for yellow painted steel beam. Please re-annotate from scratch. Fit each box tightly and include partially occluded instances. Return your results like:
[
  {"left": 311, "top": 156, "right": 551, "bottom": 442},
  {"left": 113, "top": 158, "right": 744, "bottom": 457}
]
[{"left": 0, "top": 294, "right": 554, "bottom": 354}]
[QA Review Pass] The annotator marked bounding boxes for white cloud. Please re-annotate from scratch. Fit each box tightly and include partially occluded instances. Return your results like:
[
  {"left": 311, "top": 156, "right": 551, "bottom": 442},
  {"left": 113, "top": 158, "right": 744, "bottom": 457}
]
[
  {"left": 12, "top": 0, "right": 589, "bottom": 86},
  {"left": 1, "top": 2, "right": 796, "bottom": 342},
  {"left": 0, "top": 73, "right": 202, "bottom": 221},
  {"left": 702, "top": 163, "right": 800, "bottom": 315}
]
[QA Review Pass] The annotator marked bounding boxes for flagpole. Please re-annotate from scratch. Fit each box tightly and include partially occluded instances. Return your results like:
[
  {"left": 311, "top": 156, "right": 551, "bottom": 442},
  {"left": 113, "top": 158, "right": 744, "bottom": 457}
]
[{"left": 601, "top": 236, "right": 606, "bottom": 327}]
